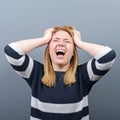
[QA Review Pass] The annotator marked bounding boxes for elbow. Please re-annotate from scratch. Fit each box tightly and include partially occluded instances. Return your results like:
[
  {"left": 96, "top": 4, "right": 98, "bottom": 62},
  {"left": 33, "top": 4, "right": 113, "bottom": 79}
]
[
  {"left": 109, "top": 49, "right": 116, "bottom": 62},
  {"left": 112, "top": 50, "right": 116, "bottom": 59},
  {"left": 4, "top": 45, "right": 10, "bottom": 55}
]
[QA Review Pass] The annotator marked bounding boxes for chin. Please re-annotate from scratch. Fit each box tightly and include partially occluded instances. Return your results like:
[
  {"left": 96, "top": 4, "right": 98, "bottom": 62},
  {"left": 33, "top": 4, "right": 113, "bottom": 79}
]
[
  {"left": 56, "top": 62, "right": 65, "bottom": 65},
  {"left": 56, "top": 61, "right": 69, "bottom": 66}
]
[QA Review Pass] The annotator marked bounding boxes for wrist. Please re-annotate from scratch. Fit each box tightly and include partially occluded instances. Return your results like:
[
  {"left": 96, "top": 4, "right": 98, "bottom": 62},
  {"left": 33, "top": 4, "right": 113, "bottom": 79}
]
[
  {"left": 75, "top": 40, "right": 83, "bottom": 49},
  {"left": 39, "top": 37, "right": 49, "bottom": 46}
]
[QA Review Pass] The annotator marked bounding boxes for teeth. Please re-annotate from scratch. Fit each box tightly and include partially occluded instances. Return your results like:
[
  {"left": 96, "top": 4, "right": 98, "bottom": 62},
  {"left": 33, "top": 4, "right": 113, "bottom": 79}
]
[
  {"left": 56, "top": 49, "right": 65, "bottom": 53},
  {"left": 56, "top": 49, "right": 65, "bottom": 56}
]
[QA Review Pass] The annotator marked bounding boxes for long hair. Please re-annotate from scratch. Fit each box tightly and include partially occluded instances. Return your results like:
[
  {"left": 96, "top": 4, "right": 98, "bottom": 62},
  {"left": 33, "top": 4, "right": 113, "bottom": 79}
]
[{"left": 42, "top": 26, "right": 78, "bottom": 87}]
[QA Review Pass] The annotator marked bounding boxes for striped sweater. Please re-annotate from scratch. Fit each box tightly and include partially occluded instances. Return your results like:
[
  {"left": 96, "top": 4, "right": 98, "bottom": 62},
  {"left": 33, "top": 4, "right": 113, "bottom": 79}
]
[{"left": 4, "top": 42, "right": 116, "bottom": 120}]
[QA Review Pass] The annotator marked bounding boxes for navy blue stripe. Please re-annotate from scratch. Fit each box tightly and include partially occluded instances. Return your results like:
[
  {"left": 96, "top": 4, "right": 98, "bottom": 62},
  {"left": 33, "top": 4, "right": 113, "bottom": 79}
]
[
  {"left": 32, "top": 78, "right": 87, "bottom": 103},
  {"left": 32, "top": 85, "right": 84, "bottom": 104},
  {"left": 11, "top": 55, "right": 29, "bottom": 71},
  {"left": 78, "top": 63, "right": 96, "bottom": 94},
  {"left": 31, "top": 107, "right": 41, "bottom": 119},
  {"left": 4, "top": 45, "right": 23, "bottom": 59},
  {"left": 92, "top": 59, "right": 109, "bottom": 75},
  {"left": 31, "top": 106, "right": 89, "bottom": 120},
  {"left": 82, "top": 106, "right": 89, "bottom": 116},
  {"left": 98, "top": 50, "right": 116, "bottom": 63},
  {"left": 25, "top": 61, "right": 43, "bottom": 88}
]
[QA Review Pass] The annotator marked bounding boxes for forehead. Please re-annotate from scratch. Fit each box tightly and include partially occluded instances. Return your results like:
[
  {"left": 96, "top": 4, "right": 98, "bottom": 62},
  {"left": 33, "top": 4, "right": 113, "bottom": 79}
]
[{"left": 52, "top": 30, "right": 72, "bottom": 39}]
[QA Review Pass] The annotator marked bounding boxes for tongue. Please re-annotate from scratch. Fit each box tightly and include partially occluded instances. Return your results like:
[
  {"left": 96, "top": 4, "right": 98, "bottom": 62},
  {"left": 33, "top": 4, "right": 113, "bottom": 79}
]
[
  {"left": 57, "top": 53, "right": 64, "bottom": 57},
  {"left": 58, "top": 54, "right": 63, "bottom": 56},
  {"left": 56, "top": 52, "right": 64, "bottom": 56},
  {"left": 57, "top": 54, "right": 64, "bottom": 56}
]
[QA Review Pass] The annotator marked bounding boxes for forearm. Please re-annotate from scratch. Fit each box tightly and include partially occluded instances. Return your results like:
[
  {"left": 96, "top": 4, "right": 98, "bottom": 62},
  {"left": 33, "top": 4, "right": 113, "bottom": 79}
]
[
  {"left": 77, "top": 41, "right": 106, "bottom": 57},
  {"left": 15, "top": 37, "right": 46, "bottom": 54}
]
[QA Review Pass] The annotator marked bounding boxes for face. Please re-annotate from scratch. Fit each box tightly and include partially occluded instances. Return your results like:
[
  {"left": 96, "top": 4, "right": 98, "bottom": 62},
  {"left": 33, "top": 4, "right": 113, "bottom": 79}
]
[{"left": 49, "top": 30, "right": 74, "bottom": 70}]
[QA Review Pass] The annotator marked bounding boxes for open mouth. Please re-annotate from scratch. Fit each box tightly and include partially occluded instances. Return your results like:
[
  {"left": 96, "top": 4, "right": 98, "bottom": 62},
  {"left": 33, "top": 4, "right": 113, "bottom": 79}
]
[{"left": 56, "top": 49, "right": 65, "bottom": 56}]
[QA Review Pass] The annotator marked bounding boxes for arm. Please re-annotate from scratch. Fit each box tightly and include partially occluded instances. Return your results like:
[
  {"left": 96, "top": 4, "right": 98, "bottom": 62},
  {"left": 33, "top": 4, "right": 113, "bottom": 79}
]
[
  {"left": 15, "top": 28, "right": 54, "bottom": 54},
  {"left": 73, "top": 30, "right": 106, "bottom": 57},
  {"left": 74, "top": 30, "right": 116, "bottom": 81},
  {"left": 4, "top": 28, "right": 54, "bottom": 82}
]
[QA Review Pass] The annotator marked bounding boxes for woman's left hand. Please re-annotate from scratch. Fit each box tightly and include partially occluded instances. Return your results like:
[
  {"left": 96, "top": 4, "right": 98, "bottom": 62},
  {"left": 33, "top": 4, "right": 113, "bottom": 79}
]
[{"left": 73, "top": 29, "right": 82, "bottom": 48}]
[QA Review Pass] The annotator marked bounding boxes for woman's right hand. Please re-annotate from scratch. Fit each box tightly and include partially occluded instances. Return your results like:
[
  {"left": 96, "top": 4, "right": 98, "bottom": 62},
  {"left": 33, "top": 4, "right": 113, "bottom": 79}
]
[{"left": 42, "top": 28, "right": 54, "bottom": 45}]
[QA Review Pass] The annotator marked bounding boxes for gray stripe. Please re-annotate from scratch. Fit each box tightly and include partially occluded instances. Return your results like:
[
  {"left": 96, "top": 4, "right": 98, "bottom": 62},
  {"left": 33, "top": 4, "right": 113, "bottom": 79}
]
[
  {"left": 16, "top": 56, "right": 34, "bottom": 78},
  {"left": 30, "top": 116, "right": 42, "bottom": 120},
  {"left": 87, "top": 59, "right": 102, "bottom": 81},
  {"left": 30, "top": 115, "right": 89, "bottom": 120},
  {"left": 94, "top": 46, "right": 112, "bottom": 60},
  {"left": 9, "top": 42, "right": 25, "bottom": 55},
  {"left": 81, "top": 115, "right": 89, "bottom": 120},
  {"left": 5, "top": 53, "right": 25, "bottom": 66},
  {"left": 31, "top": 96, "right": 88, "bottom": 114},
  {"left": 95, "top": 59, "right": 115, "bottom": 70}
]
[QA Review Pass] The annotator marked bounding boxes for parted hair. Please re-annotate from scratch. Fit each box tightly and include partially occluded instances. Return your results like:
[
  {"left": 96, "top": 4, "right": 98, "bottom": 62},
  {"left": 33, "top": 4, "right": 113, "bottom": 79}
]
[{"left": 42, "top": 26, "right": 78, "bottom": 87}]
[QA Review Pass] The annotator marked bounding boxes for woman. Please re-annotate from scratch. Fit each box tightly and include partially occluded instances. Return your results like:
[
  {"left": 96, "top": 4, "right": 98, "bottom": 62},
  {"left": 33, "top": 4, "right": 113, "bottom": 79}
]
[{"left": 4, "top": 26, "right": 116, "bottom": 120}]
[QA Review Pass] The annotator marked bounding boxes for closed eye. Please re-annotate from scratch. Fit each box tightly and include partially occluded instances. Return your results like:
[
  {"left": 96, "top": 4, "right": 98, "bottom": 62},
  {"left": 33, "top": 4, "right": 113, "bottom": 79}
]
[
  {"left": 52, "top": 39, "right": 59, "bottom": 42},
  {"left": 64, "top": 39, "right": 72, "bottom": 43},
  {"left": 65, "top": 40, "right": 71, "bottom": 43}
]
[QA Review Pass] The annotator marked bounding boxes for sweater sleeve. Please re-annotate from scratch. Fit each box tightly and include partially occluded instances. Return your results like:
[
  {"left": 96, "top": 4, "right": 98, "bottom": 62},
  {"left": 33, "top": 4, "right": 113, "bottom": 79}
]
[
  {"left": 4, "top": 42, "right": 43, "bottom": 86},
  {"left": 86, "top": 46, "right": 116, "bottom": 81}
]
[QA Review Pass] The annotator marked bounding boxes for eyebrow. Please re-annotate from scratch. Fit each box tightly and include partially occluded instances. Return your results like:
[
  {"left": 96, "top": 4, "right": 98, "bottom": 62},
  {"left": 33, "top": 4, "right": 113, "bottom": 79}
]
[
  {"left": 53, "top": 37, "right": 71, "bottom": 41},
  {"left": 53, "top": 37, "right": 60, "bottom": 40}
]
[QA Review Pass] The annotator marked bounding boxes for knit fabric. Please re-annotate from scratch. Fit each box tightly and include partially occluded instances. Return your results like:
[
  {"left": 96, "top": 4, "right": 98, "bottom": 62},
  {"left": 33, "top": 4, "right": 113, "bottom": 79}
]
[{"left": 4, "top": 42, "right": 116, "bottom": 120}]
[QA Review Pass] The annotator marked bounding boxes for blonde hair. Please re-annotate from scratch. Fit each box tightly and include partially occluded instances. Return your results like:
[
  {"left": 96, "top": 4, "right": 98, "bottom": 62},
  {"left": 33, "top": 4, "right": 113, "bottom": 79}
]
[{"left": 42, "top": 26, "right": 78, "bottom": 87}]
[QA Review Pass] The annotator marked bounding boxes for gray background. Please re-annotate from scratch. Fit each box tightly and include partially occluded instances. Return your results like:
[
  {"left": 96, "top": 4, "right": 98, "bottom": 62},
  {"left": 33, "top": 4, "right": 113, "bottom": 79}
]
[{"left": 0, "top": 0, "right": 120, "bottom": 120}]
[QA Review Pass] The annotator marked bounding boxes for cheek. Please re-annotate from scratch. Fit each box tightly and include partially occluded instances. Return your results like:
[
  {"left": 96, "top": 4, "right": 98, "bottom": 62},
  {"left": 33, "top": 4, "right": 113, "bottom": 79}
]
[
  {"left": 67, "top": 45, "right": 74, "bottom": 55},
  {"left": 49, "top": 42, "right": 56, "bottom": 49},
  {"left": 49, "top": 43, "right": 54, "bottom": 51},
  {"left": 69, "top": 50, "right": 74, "bottom": 57},
  {"left": 49, "top": 45, "right": 55, "bottom": 57}
]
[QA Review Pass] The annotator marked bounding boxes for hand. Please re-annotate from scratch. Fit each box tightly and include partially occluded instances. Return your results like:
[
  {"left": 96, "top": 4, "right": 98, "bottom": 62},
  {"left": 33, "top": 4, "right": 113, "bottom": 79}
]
[
  {"left": 42, "top": 28, "right": 54, "bottom": 44},
  {"left": 73, "top": 29, "right": 82, "bottom": 48}
]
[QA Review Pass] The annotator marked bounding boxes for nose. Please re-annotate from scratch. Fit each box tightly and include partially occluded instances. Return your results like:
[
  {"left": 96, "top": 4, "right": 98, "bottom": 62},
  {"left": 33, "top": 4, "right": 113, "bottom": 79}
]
[{"left": 58, "top": 41, "right": 64, "bottom": 47}]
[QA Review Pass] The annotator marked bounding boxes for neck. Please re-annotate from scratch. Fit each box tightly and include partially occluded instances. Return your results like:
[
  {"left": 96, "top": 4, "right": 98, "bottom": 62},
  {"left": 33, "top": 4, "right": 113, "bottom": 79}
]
[{"left": 52, "top": 63, "right": 70, "bottom": 72}]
